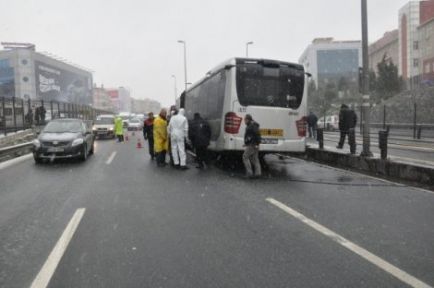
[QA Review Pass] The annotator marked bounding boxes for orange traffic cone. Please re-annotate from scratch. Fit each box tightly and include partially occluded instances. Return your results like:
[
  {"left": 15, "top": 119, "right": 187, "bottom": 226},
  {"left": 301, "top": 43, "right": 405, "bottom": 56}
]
[{"left": 136, "top": 138, "right": 142, "bottom": 149}]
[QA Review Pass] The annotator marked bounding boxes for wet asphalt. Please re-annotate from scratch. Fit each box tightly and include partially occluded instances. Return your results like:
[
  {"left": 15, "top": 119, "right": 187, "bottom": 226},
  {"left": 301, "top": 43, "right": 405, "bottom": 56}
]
[{"left": 0, "top": 133, "right": 433, "bottom": 288}]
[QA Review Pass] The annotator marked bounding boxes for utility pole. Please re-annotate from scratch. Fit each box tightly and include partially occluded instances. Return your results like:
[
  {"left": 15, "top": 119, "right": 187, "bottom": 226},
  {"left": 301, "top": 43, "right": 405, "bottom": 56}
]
[
  {"left": 360, "top": 0, "right": 372, "bottom": 157},
  {"left": 177, "top": 40, "right": 188, "bottom": 93},
  {"left": 171, "top": 75, "right": 178, "bottom": 104},
  {"left": 246, "top": 41, "right": 254, "bottom": 57}
]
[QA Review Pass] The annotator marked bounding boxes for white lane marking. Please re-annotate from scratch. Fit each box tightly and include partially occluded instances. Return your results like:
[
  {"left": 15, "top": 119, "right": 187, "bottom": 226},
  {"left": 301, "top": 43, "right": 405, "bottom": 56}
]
[
  {"left": 105, "top": 151, "right": 117, "bottom": 165},
  {"left": 30, "top": 208, "right": 86, "bottom": 288},
  {"left": 0, "top": 153, "right": 32, "bottom": 170},
  {"left": 266, "top": 198, "right": 432, "bottom": 288}
]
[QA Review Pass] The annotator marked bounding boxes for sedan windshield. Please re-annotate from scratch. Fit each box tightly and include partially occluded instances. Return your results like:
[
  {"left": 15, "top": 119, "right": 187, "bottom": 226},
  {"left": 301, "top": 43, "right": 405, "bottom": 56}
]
[
  {"left": 43, "top": 121, "right": 82, "bottom": 133},
  {"left": 95, "top": 118, "right": 114, "bottom": 125}
]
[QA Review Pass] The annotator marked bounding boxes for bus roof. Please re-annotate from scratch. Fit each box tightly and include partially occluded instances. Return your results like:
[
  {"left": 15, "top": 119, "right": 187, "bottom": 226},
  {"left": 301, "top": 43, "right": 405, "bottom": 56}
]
[{"left": 184, "top": 58, "right": 304, "bottom": 93}]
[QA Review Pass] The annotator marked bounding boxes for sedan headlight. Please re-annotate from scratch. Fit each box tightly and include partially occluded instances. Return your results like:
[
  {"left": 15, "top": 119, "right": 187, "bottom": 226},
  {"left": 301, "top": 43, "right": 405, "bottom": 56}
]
[
  {"left": 71, "top": 138, "right": 84, "bottom": 147},
  {"left": 109, "top": 127, "right": 114, "bottom": 131},
  {"left": 33, "top": 139, "right": 41, "bottom": 148}
]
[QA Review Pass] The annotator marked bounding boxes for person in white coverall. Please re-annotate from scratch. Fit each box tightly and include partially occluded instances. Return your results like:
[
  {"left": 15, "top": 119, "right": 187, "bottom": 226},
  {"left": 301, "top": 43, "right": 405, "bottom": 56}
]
[{"left": 168, "top": 108, "right": 189, "bottom": 170}]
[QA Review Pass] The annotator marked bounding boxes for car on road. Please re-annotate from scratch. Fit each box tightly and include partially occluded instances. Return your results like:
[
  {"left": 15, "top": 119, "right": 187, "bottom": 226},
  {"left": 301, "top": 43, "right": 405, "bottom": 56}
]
[
  {"left": 32, "top": 118, "right": 95, "bottom": 163},
  {"left": 127, "top": 118, "right": 143, "bottom": 131},
  {"left": 93, "top": 115, "right": 115, "bottom": 139}
]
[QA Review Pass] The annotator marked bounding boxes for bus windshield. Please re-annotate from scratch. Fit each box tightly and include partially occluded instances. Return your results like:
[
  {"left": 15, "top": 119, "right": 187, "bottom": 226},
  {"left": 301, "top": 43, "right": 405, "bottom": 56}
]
[{"left": 236, "top": 63, "right": 305, "bottom": 109}]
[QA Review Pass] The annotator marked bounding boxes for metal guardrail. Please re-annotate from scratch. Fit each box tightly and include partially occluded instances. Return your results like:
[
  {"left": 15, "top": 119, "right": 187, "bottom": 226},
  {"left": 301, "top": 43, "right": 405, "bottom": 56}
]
[{"left": 0, "top": 142, "right": 33, "bottom": 161}]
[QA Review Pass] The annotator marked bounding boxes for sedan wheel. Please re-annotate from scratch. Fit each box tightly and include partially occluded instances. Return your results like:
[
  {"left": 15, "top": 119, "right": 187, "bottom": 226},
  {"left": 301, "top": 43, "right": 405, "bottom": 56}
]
[{"left": 80, "top": 144, "right": 88, "bottom": 161}]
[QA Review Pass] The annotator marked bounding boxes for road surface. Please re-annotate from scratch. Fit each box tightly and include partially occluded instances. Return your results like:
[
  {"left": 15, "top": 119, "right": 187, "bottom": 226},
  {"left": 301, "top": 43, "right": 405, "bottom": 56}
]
[{"left": 0, "top": 134, "right": 433, "bottom": 288}]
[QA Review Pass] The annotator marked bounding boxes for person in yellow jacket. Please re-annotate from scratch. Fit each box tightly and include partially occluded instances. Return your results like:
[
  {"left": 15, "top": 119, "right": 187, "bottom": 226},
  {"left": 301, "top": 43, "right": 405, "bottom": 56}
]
[
  {"left": 114, "top": 116, "right": 124, "bottom": 142},
  {"left": 153, "top": 109, "right": 168, "bottom": 166}
]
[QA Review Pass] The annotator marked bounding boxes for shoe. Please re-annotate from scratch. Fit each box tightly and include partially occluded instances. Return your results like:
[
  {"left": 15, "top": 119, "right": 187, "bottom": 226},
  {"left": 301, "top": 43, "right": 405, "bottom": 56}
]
[
  {"left": 336, "top": 146, "right": 343, "bottom": 149},
  {"left": 180, "top": 166, "right": 189, "bottom": 170}
]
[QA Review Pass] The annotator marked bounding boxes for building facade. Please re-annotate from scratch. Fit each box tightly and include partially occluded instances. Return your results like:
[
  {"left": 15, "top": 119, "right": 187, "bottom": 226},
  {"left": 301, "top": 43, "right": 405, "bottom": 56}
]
[
  {"left": 299, "top": 38, "right": 362, "bottom": 91},
  {"left": 418, "top": 0, "right": 434, "bottom": 84},
  {"left": 92, "top": 84, "right": 114, "bottom": 112},
  {"left": 399, "top": 1, "right": 422, "bottom": 86},
  {"left": 369, "top": 30, "right": 399, "bottom": 74},
  {"left": 0, "top": 44, "right": 93, "bottom": 104},
  {"left": 398, "top": 0, "right": 434, "bottom": 86},
  {"left": 106, "top": 87, "right": 131, "bottom": 113},
  {"left": 131, "top": 98, "right": 161, "bottom": 114}
]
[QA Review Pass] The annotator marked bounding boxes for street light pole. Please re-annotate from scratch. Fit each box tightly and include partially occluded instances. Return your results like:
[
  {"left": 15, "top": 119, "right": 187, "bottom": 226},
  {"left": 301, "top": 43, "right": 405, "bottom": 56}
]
[
  {"left": 171, "top": 75, "right": 178, "bottom": 104},
  {"left": 177, "top": 40, "right": 188, "bottom": 93},
  {"left": 246, "top": 41, "right": 253, "bottom": 57},
  {"left": 360, "top": 0, "right": 372, "bottom": 157}
]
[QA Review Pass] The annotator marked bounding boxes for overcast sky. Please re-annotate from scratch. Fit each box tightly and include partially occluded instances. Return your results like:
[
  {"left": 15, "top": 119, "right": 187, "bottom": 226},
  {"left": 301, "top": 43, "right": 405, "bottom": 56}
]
[{"left": 2, "top": 0, "right": 409, "bottom": 107}]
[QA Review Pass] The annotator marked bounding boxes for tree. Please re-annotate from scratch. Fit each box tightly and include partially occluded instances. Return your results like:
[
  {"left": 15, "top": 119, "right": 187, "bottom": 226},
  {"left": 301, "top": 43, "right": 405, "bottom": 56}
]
[{"left": 375, "top": 56, "right": 402, "bottom": 100}]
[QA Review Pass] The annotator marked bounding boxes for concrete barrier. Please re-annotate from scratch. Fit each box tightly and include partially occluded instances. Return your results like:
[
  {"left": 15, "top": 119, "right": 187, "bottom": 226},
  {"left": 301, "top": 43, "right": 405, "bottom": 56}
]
[{"left": 303, "top": 147, "right": 434, "bottom": 189}]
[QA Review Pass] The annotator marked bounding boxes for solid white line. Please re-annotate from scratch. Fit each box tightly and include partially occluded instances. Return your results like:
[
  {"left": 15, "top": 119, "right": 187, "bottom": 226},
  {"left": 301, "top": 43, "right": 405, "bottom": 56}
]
[
  {"left": 105, "top": 151, "right": 117, "bottom": 165},
  {"left": 266, "top": 198, "right": 432, "bottom": 288},
  {"left": 30, "top": 208, "right": 86, "bottom": 288},
  {"left": 0, "top": 153, "right": 32, "bottom": 170}
]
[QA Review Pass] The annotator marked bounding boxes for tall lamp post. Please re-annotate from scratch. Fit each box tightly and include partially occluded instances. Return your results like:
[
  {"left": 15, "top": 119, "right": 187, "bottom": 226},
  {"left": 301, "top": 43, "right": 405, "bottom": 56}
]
[
  {"left": 246, "top": 41, "right": 254, "bottom": 57},
  {"left": 177, "top": 40, "right": 188, "bottom": 93},
  {"left": 360, "top": 0, "right": 372, "bottom": 157},
  {"left": 171, "top": 75, "right": 178, "bottom": 104}
]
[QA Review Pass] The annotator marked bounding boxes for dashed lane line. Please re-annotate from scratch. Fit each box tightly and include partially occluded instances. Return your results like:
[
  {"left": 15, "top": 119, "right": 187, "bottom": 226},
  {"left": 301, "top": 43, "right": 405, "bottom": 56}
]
[
  {"left": 105, "top": 151, "right": 117, "bottom": 165},
  {"left": 266, "top": 198, "right": 432, "bottom": 288},
  {"left": 30, "top": 208, "right": 86, "bottom": 288}
]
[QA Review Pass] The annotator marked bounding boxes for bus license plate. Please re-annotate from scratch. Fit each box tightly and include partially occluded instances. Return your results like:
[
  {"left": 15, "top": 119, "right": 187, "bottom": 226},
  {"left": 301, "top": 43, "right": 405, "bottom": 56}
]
[
  {"left": 261, "top": 138, "right": 278, "bottom": 145},
  {"left": 260, "top": 129, "right": 283, "bottom": 137}
]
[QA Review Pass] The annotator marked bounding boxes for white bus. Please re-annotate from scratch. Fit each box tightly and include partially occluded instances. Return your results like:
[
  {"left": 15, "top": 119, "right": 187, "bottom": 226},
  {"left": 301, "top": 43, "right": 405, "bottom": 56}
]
[{"left": 179, "top": 58, "right": 308, "bottom": 154}]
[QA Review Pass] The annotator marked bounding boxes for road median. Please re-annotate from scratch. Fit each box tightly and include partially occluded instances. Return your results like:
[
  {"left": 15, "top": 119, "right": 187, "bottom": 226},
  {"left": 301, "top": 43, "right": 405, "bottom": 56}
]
[{"left": 299, "top": 144, "right": 434, "bottom": 190}]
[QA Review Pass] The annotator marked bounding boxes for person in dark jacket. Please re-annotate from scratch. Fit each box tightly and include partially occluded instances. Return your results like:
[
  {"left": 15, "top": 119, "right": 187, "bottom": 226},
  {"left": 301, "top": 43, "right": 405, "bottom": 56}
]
[
  {"left": 307, "top": 111, "right": 318, "bottom": 138},
  {"left": 143, "top": 112, "right": 155, "bottom": 160},
  {"left": 337, "top": 104, "right": 357, "bottom": 154},
  {"left": 242, "top": 114, "right": 262, "bottom": 178},
  {"left": 189, "top": 113, "right": 211, "bottom": 169}
]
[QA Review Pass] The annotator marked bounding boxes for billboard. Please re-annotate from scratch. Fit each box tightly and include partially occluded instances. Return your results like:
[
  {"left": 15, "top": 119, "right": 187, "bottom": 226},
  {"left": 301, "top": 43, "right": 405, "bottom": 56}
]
[
  {"left": 34, "top": 61, "right": 92, "bottom": 104},
  {"left": 0, "top": 59, "right": 15, "bottom": 98}
]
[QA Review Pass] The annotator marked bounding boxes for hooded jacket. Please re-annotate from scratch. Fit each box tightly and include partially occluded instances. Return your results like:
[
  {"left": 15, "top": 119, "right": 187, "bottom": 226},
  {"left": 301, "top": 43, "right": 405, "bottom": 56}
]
[
  {"left": 244, "top": 120, "right": 261, "bottom": 146},
  {"left": 168, "top": 108, "right": 189, "bottom": 141},
  {"left": 153, "top": 115, "right": 168, "bottom": 152}
]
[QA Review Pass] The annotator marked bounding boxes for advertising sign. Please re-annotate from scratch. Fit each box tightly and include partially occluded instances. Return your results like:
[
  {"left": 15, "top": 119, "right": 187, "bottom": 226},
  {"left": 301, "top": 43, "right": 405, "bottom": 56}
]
[{"left": 35, "top": 61, "right": 92, "bottom": 104}]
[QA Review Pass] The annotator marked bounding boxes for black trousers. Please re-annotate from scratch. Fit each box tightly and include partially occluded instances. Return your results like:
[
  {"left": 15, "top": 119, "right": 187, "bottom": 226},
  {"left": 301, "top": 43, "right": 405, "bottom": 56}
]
[
  {"left": 195, "top": 146, "right": 208, "bottom": 166},
  {"left": 147, "top": 137, "right": 154, "bottom": 158},
  {"left": 156, "top": 150, "right": 166, "bottom": 165},
  {"left": 338, "top": 129, "right": 356, "bottom": 154}
]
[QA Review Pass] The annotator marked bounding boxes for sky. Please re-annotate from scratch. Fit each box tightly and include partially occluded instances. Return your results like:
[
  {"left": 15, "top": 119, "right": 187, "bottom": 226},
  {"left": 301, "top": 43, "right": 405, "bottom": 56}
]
[{"left": 1, "top": 0, "right": 409, "bottom": 107}]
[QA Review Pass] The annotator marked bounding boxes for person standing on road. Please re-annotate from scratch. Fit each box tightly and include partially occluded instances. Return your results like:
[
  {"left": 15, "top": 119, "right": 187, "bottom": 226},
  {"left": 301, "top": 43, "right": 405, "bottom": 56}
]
[
  {"left": 115, "top": 116, "right": 124, "bottom": 142},
  {"left": 40, "top": 105, "right": 46, "bottom": 124},
  {"left": 189, "top": 113, "right": 211, "bottom": 169},
  {"left": 153, "top": 109, "right": 169, "bottom": 167},
  {"left": 143, "top": 112, "right": 155, "bottom": 160},
  {"left": 307, "top": 111, "right": 318, "bottom": 139},
  {"left": 337, "top": 104, "right": 357, "bottom": 154},
  {"left": 243, "top": 114, "right": 262, "bottom": 179},
  {"left": 168, "top": 108, "right": 189, "bottom": 170}
]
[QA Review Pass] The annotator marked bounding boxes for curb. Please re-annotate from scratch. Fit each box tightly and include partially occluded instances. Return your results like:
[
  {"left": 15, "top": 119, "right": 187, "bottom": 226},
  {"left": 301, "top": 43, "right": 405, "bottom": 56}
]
[{"left": 302, "top": 147, "right": 434, "bottom": 190}]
